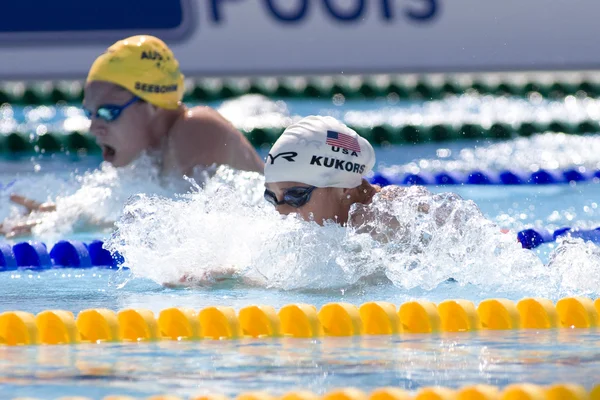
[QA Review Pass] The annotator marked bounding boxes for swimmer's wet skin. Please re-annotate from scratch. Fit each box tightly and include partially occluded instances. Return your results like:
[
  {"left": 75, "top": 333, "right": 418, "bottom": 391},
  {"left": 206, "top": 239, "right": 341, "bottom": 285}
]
[{"left": 84, "top": 34, "right": 264, "bottom": 175}]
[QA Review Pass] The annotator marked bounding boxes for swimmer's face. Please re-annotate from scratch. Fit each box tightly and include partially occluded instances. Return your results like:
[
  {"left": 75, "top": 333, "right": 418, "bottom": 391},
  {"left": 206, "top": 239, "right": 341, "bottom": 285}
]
[
  {"left": 83, "top": 81, "right": 155, "bottom": 167},
  {"left": 265, "top": 181, "right": 352, "bottom": 225}
]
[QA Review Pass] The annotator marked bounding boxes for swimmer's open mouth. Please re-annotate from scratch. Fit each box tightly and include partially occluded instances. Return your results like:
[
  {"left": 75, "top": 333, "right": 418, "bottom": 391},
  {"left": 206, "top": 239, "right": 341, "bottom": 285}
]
[{"left": 102, "top": 145, "right": 116, "bottom": 161}]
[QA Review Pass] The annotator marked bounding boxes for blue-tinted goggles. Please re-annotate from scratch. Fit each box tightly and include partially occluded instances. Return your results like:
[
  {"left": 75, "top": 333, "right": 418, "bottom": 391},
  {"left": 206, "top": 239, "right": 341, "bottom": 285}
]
[
  {"left": 83, "top": 96, "right": 140, "bottom": 122},
  {"left": 264, "top": 186, "right": 317, "bottom": 208}
]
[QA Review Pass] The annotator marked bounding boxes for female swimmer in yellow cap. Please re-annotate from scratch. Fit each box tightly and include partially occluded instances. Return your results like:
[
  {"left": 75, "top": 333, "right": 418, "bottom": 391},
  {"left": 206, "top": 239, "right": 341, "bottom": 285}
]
[
  {"left": 84, "top": 35, "right": 263, "bottom": 173},
  {"left": 2, "top": 35, "right": 264, "bottom": 238}
]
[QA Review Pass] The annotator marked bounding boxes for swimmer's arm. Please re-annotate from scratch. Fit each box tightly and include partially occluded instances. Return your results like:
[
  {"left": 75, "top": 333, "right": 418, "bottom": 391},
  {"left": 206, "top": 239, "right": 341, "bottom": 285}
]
[
  {"left": 1, "top": 215, "right": 115, "bottom": 239},
  {"left": 349, "top": 186, "right": 438, "bottom": 243},
  {"left": 9, "top": 194, "right": 56, "bottom": 213},
  {"left": 1, "top": 194, "right": 114, "bottom": 238},
  {"left": 349, "top": 202, "right": 403, "bottom": 243},
  {"left": 0, "top": 194, "right": 57, "bottom": 238},
  {"left": 350, "top": 186, "right": 474, "bottom": 244},
  {"left": 0, "top": 220, "right": 40, "bottom": 239},
  {"left": 170, "top": 107, "right": 264, "bottom": 175},
  {"left": 164, "top": 266, "right": 262, "bottom": 288}
]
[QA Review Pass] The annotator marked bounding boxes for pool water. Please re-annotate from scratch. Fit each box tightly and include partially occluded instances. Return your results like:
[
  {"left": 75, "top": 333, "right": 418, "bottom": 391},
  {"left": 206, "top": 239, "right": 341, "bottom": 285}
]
[
  {"left": 1, "top": 94, "right": 600, "bottom": 399},
  {"left": 1, "top": 329, "right": 599, "bottom": 399}
]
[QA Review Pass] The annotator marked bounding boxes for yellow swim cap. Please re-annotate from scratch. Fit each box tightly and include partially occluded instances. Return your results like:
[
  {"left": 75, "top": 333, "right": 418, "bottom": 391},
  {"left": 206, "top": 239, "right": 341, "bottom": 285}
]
[{"left": 87, "top": 35, "right": 185, "bottom": 110}]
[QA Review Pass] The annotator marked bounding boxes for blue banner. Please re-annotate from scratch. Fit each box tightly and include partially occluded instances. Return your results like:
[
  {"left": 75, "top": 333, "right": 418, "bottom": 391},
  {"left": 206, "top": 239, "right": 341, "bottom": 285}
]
[{"left": 0, "top": 0, "right": 194, "bottom": 44}]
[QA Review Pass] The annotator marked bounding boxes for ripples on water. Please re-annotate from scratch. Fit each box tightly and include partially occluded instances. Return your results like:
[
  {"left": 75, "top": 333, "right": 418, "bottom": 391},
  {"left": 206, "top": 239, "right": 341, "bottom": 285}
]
[{"left": 1, "top": 330, "right": 599, "bottom": 399}]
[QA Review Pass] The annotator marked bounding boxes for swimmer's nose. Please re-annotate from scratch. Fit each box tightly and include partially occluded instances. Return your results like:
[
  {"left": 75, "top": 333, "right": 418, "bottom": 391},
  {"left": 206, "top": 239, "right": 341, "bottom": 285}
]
[{"left": 89, "top": 119, "right": 107, "bottom": 137}]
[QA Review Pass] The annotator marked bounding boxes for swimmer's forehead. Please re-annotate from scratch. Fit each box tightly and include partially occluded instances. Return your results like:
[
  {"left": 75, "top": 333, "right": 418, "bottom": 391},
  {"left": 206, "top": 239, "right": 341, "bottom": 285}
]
[{"left": 83, "top": 81, "right": 132, "bottom": 108}]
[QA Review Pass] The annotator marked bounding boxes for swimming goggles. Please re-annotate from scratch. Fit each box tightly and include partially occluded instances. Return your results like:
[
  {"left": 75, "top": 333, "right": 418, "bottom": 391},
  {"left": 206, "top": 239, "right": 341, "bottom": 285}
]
[
  {"left": 83, "top": 96, "right": 140, "bottom": 122},
  {"left": 264, "top": 186, "right": 317, "bottom": 208}
]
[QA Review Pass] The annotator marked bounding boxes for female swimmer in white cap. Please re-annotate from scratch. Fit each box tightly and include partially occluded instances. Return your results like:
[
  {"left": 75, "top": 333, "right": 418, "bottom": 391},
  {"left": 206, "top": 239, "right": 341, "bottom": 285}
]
[
  {"left": 263, "top": 115, "right": 469, "bottom": 240},
  {"left": 263, "top": 115, "right": 381, "bottom": 226}
]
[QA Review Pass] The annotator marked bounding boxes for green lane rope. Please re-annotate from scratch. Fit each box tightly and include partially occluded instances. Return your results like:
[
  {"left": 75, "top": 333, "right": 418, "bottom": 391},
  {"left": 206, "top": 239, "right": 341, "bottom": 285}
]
[
  {"left": 0, "top": 120, "right": 598, "bottom": 154},
  {"left": 1, "top": 74, "right": 600, "bottom": 104}
]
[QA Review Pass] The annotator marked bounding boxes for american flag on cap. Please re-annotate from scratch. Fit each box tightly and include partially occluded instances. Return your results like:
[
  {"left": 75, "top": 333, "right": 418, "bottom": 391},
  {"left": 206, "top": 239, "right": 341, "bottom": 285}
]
[{"left": 326, "top": 130, "right": 361, "bottom": 153}]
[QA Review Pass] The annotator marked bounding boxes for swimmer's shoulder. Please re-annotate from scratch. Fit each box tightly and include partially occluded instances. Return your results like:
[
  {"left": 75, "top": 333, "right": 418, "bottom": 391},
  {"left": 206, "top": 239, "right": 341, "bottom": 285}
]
[
  {"left": 170, "top": 105, "right": 237, "bottom": 143},
  {"left": 167, "top": 106, "right": 264, "bottom": 174}
]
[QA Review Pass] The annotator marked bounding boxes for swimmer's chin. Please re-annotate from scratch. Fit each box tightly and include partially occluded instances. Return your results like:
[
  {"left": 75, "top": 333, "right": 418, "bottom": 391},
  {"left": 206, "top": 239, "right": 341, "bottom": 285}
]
[{"left": 102, "top": 151, "right": 161, "bottom": 169}]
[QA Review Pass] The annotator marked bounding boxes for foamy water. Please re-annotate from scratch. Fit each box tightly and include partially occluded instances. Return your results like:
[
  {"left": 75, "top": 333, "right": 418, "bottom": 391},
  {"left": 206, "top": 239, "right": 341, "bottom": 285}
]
[
  {"left": 0, "top": 154, "right": 212, "bottom": 241},
  {"left": 2, "top": 131, "right": 600, "bottom": 298},
  {"left": 101, "top": 166, "right": 600, "bottom": 297}
]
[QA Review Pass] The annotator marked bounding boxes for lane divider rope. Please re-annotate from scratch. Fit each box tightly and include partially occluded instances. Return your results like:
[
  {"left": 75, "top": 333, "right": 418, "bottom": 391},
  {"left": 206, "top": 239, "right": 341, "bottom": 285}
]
[
  {"left": 1, "top": 297, "right": 599, "bottom": 346},
  {"left": 4, "top": 74, "right": 600, "bottom": 103},
  {"left": 1, "top": 220, "right": 597, "bottom": 272},
  {"left": 0, "top": 240, "right": 121, "bottom": 270},
  {"left": 10, "top": 383, "right": 600, "bottom": 399},
  {"left": 0, "top": 119, "right": 599, "bottom": 153},
  {"left": 370, "top": 167, "right": 600, "bottom": 186}
]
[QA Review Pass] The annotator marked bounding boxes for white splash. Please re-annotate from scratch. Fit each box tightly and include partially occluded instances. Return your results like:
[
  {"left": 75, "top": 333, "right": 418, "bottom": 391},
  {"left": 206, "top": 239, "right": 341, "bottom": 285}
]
[
  {"left": 105, "top": 166, "right": 269, "bottom": 286},
  {"left": 1, "top": 154, "right": 192, "bottom": 241},
  {"left": 104, "top": 169, "right": 578, "bottom": 296},
  {"left": 546, "top": 237, "right": 600, "bottom": 295}
]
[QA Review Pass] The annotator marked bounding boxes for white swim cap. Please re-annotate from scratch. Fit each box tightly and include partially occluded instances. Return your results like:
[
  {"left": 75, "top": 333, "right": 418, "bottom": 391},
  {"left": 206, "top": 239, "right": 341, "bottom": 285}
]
[{"left": 264, "top": 115, "right": 376, "bottom": 188}]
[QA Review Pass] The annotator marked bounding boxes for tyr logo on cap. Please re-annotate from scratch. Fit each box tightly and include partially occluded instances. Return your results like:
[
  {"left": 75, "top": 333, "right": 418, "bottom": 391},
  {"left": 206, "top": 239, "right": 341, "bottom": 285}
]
[{"left": 266, "top": 151, "right": 298, "bottom": 164}]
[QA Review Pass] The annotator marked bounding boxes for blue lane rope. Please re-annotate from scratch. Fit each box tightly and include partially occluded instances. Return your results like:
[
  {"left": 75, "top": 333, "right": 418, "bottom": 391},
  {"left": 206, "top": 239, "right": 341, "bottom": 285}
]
[
  {"left": 517, "top": 227, "right": 600, "bottom": 249},
  {"left": 0, "top": 179, "right": 17, "bottom": 192},
  {"left": 0, "top": 226, "right": 597, "bottom": 271},
  {"left": 369, "top": 168, "right": 600, "bottom": 186},
  {"left": 0, "top": 240, "right": 123, "bottom": 271}
]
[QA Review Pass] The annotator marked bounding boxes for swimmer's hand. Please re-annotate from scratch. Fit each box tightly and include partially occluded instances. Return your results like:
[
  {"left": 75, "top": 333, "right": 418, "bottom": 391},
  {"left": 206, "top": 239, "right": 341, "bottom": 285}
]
[
  {"left": 1, "top": 194, "right": 114, "bottom": 239},
  {"left": 0, "top": 194, "right": 57, "bottom": 238},
  {"left": 9, "top": 194, "right": 56, "bottom": 213},
  {"left": 163, "top": 266, "right": 238, "bottom": 288}
]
